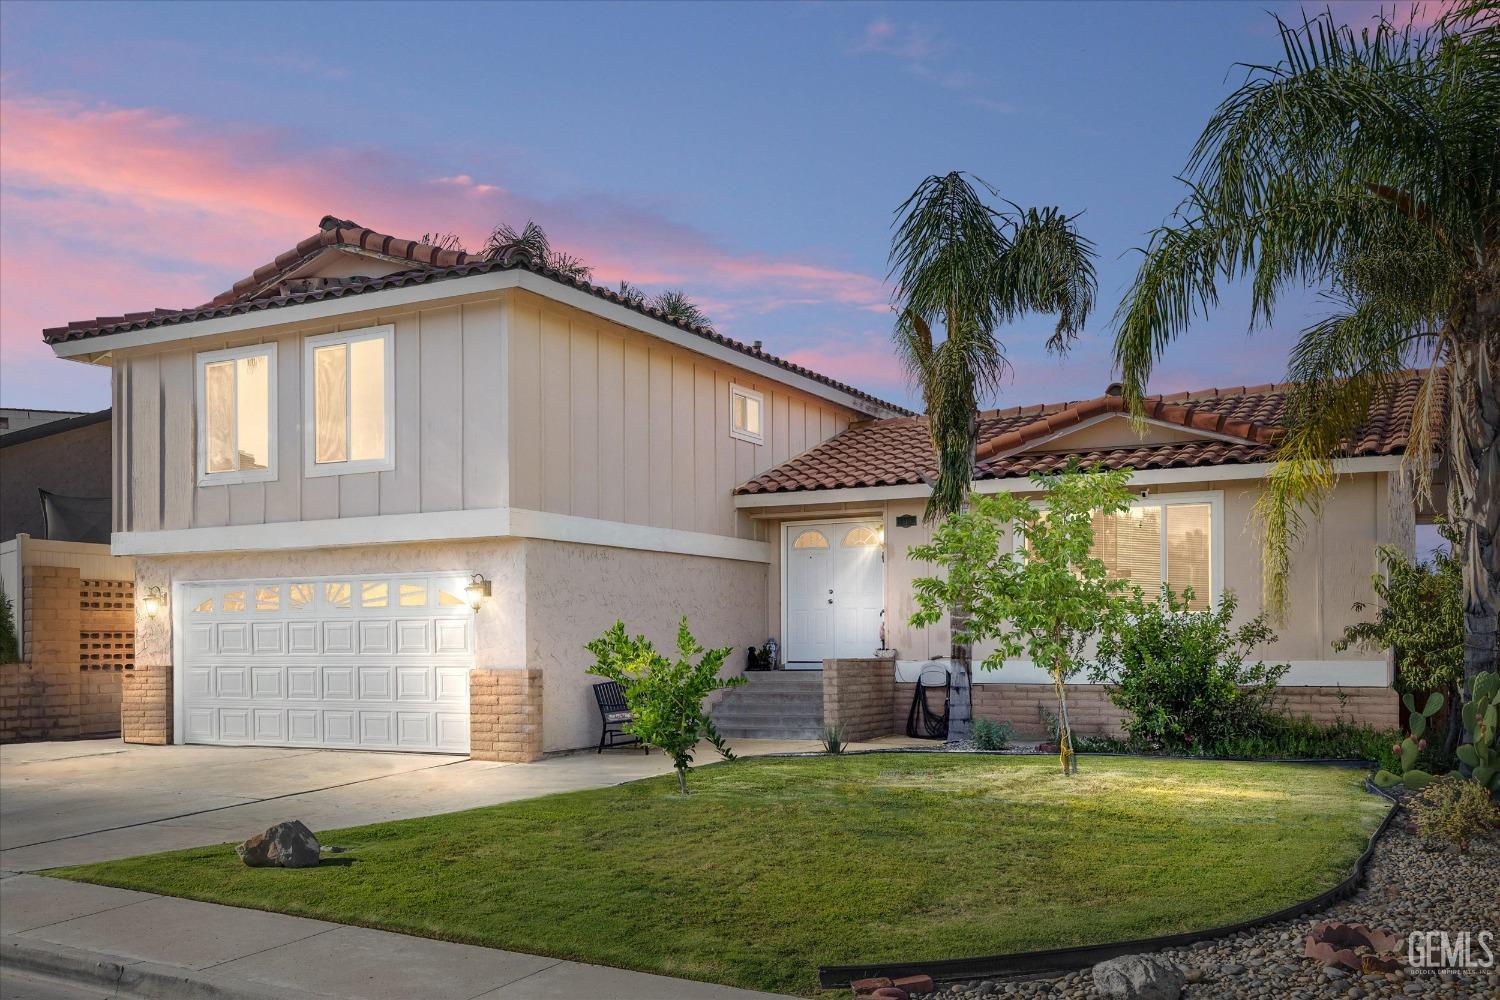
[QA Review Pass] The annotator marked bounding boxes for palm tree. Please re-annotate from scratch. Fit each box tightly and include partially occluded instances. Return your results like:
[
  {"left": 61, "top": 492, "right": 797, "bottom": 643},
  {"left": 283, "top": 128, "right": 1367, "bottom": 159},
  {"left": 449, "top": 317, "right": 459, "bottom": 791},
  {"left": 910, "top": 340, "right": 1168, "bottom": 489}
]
[
  {"left": 483, "top": 220, "right": 594, "bottom": 280},
  {"left": 649, "top": 289, "right": 714, "bottom": 331},
  {"left": 1112, "top": 7, "right": 1499, "bottom": 725},
  {"left": 890, "top": 171, "right": 1098, "bottom": 740}
]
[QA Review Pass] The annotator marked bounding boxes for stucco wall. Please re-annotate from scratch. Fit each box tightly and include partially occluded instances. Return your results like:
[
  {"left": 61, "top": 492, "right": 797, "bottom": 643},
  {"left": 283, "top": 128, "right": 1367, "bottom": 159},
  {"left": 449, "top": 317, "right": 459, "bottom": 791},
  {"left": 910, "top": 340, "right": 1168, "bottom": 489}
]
[
  {"left": 522, "top": 539, "right": 767, "bottom": 752},
  {"left": 0, "top": 419, "right": 112, "bottom": 542}
]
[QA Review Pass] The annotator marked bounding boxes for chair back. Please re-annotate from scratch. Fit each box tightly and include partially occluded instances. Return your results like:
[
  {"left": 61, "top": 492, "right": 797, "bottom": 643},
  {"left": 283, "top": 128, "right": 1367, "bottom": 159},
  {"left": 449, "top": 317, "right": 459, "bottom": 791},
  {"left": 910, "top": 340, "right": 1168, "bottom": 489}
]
[{"left": 592, "top": 680, "right": 629, "bottom": 714}]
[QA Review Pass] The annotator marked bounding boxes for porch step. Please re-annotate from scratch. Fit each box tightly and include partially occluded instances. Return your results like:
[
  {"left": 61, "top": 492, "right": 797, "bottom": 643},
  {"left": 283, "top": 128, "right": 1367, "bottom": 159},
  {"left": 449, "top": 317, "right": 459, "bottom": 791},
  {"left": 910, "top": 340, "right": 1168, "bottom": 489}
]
[{"left": 711, "top": 670, "right": 825, "bottom": 740}]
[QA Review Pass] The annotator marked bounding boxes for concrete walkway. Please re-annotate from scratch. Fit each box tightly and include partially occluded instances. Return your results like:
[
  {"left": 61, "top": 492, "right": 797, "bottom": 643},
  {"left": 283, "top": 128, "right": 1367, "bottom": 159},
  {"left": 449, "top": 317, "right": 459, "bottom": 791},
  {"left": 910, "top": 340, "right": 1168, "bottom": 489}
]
[
  {"left": 0, "top": 873, "right": 787, "bottom": 999},
  {"left": 1, "top": 736, "right": 922, "bottom": 871}
]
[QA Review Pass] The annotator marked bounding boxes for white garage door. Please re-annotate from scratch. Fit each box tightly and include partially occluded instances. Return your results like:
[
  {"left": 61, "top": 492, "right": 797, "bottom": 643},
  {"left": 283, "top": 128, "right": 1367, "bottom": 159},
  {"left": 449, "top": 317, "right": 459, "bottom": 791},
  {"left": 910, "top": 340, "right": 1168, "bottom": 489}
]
[{"left": 178, "top": 573, "right": 475, "bottom": 753}]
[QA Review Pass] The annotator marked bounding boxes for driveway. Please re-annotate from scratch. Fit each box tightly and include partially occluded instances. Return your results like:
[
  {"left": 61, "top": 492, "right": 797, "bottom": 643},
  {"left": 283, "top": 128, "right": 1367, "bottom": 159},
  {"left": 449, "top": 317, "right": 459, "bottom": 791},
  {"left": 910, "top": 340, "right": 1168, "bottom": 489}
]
[{"left": 0, "top": 739, "right": 680, "bottom": 871}]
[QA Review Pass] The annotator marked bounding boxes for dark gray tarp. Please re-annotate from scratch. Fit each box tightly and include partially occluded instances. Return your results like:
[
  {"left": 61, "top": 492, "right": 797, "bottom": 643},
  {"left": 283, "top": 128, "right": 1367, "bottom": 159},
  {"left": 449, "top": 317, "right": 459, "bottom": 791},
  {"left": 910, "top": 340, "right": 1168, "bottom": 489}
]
[{"left": 39, "top": 490, "right": 110, "bottom": 543}]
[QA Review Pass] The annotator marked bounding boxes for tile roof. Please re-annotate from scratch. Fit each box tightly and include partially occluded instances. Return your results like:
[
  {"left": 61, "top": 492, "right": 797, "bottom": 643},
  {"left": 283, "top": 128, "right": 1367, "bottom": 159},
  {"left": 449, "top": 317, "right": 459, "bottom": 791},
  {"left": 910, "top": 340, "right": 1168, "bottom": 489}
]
[
  {"left": 43, "top": 217, "right": 912, "bottom": 417},
  {"left": 735, "top": 370, "right": 1443, "bottom": 496}
]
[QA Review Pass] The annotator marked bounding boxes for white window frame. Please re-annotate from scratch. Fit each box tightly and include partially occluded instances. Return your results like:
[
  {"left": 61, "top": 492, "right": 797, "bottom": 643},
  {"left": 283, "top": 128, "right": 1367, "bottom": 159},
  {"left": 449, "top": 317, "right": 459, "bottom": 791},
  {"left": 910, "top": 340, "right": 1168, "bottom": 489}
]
[
  {"left": 303, "top": 325, "right": 396, "bottom": 478},
  {"left": 195, "top": 342, "right": 278, "bottom": 486},
  {"left": 1018, "top": 490, "right": 1225, "bottom": 606},
  {"left": 729, "top": 383, "right": 765, "bottom": 445}
]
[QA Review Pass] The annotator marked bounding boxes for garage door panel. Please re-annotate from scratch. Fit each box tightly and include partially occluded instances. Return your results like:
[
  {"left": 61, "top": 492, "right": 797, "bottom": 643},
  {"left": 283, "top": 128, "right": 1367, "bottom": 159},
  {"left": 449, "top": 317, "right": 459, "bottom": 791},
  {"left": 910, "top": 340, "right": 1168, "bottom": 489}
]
[{"left": 180, "top": 573, "right": 473, "bottom": 753}]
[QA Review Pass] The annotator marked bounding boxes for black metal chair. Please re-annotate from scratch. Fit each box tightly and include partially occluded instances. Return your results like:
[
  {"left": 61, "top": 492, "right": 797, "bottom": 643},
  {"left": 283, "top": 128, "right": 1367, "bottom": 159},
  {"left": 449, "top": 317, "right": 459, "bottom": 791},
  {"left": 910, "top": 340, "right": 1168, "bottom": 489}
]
[{"left": 592, "top": 681, "right": 644, "bottom": 753}]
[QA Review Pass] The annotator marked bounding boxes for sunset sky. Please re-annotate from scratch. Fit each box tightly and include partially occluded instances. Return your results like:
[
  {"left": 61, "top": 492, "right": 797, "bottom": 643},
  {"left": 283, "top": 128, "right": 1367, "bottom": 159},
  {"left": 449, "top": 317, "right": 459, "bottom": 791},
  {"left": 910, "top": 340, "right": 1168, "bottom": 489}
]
[{"left": 0, "top": 1, "right": 1452, "bottom": 413}]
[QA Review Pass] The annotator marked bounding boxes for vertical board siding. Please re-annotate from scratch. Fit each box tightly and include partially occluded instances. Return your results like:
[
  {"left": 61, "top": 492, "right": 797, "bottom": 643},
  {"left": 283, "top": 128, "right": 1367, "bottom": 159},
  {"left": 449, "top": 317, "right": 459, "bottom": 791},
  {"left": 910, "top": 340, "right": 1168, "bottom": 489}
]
[
  {"left": 506, "top": 291, "right": 868, "bottom": 541},
  {"left": 119, "top": 299, "right": 506, "bottom": 534}
]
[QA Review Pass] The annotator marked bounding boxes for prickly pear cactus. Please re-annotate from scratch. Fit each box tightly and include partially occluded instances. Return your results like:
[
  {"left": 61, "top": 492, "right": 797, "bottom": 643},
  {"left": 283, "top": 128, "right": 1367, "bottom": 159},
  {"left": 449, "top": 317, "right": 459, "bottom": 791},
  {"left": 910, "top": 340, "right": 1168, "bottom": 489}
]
[
  {"left": 1455, "top": 671, "right": 1499, "bottom": 792},
  {"left": 1373, "top": 690, "right": 1442, "bottom": 790}
]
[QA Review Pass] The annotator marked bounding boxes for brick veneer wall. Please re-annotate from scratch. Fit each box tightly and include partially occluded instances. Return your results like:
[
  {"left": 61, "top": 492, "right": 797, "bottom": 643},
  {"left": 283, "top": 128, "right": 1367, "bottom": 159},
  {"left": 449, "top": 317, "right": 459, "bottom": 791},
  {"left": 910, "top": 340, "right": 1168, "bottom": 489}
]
[
  {"left": 892, "top": 679, "right": 1399, "bottom": 740},
  {"left": 1, "top": 566, "right": 133, "bottom": 743},
  {"left": 823, "top": 658, "right": 897, "bottom": 741},
  {"left": 121, "top": 662, "right": 171, "bottom": 745},
  {"left": 469, "top": 667, "right": 544, "bottom": 762}
]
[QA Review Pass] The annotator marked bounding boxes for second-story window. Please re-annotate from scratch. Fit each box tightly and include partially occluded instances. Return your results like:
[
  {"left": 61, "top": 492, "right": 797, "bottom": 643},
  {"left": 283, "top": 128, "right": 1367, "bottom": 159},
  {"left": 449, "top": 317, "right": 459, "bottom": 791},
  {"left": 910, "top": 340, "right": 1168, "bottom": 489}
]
[
  {"left": 729, "top": 383, "right": 764, "bottom": 444},
  {"left": 196, "top": 343, "right": 277, "bottom": 485},
  {"left": 304, "top": 326, "right": 394, "bottom": 476}
]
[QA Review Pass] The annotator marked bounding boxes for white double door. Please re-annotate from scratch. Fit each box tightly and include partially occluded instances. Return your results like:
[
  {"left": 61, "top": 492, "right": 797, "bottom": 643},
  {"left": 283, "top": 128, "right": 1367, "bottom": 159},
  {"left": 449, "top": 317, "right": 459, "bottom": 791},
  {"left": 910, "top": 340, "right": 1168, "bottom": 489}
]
[{"left": 785, "top": 520, "right": 884, "bottom": 667}]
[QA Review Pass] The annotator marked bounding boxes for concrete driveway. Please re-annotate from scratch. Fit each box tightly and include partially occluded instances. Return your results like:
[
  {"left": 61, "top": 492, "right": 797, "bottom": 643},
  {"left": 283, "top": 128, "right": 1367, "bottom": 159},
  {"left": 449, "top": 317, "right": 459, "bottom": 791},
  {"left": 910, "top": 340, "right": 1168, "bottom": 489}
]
[{"left": 0, "top": 738, "right": 681, "bottom": 871}]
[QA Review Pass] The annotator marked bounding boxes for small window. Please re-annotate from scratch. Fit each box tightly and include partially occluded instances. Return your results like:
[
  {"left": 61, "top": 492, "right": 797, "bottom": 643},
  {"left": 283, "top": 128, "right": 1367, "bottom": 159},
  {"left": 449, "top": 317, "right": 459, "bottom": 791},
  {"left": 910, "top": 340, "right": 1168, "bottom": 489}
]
[
  {"left": 304, "top": 326, "right": 394, "bottom": 476},
  {"left": 361, "top": 581, "right": 388, "bottom": 608},
  {"left": 792, "top": 529, "right": 829, "bottom": 550},
  {"left": 193, "top": 598, "right": 214, "bottom": 613},
  {"left": 399, "top": 582, "right": 428, "bottom": 607},
  {"left": 222, "top": 590, "right": 246, "bottom": 612},
  {"left": 842, "top": 525, "right": 881, "bottom": 548},
  {"left": 288, "top": 584, "right": 315, "bottom": 609},
  {"left": 729, "top": 384, "right": 764, "bottom": 444},
  {"left": 196, "top": 343, "right": 277, "bottom": 485},
  {"left": 324, "top": 582, "right": 351, "bottom": 609},
  {"left": 255, "top": 586, "right": 280, "bottom": 611}
]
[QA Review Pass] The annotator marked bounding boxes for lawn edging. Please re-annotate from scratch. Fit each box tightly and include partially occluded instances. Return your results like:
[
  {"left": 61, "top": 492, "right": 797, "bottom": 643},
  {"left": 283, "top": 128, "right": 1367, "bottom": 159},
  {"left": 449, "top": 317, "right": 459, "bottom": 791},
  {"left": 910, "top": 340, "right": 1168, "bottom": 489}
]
[{"left": 816, "top": 771, "right": 1400, "bottom": 990}]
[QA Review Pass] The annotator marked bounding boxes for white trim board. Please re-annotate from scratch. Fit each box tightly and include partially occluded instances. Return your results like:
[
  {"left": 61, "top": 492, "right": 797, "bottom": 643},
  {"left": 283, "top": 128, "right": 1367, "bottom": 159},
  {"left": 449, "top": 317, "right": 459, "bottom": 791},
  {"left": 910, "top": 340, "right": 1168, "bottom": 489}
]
[
  {"left": 734, "top": 456, "right": 1406, "bottom": 508},
  {"left": 889, "top": 658, "right": 1390, "bottom": 687},
  {"left": 113, "top": 506, "right": 772, "bottom": 564},
  {"left": 51, "top": 270, "right": 901, "bottom": 419}
]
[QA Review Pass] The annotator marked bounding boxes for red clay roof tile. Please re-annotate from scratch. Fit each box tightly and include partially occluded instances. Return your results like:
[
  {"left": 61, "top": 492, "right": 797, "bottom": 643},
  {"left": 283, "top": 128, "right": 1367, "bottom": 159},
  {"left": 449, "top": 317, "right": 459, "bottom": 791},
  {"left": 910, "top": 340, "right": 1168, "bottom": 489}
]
[{"left": 735, "top": 370, "right": 1443, "bottom": 496}]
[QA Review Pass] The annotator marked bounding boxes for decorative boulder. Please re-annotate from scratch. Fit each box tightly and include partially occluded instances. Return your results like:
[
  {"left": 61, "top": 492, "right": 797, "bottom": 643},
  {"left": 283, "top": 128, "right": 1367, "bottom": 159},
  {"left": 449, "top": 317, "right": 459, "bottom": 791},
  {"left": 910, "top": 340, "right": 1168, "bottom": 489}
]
[
  {"left": 1091, "top": 954, "right": 1186, "bottom": 1000},
  {"left": 236, "top": 820, "right": 321, "bottom": 868}
]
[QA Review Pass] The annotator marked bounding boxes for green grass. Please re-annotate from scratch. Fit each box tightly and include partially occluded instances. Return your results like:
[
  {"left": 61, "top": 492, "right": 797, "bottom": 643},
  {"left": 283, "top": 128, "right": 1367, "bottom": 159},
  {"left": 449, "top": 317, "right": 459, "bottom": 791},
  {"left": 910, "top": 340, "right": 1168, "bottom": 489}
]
[{"left": 50, "top": 754, "right": 1386, "bottom": 996}]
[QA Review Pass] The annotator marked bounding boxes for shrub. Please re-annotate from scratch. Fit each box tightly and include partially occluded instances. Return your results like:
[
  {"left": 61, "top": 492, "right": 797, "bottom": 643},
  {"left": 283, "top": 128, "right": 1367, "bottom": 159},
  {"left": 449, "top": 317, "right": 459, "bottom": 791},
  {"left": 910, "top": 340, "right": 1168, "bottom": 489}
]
[
  {"left": 587, "top": 618, "right": 745, "bottom": 794},
  {"left": 971, "top": 718, "right": 1013, "bottom": 751},
  {"left": 1091, "top": 588, "right": 1287, "bottom": 753},
  {"left": 819, "top": 725, "right": 847, "bottom": 755},
  {"left": 1206, "top": 716, "right": 1401, "bottom": 768},
  {"left": 0, "top": 588, "right": 17, "bottom": 663},
  {"left": 1409, "top": 775, "right": 1500, "bottom": 853}
]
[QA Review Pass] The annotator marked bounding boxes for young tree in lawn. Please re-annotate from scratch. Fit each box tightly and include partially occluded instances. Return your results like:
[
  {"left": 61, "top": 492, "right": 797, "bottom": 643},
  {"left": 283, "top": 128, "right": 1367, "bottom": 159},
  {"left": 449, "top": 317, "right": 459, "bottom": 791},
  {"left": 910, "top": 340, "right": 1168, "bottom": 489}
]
[
  {"left": 587, "top": 618, "right": 744, "bottom": 794},
  {"left": 890, "top": 172, "right": 1098, "bottom": 741},
  {"left": 909, "top": 466, "right": 1136, "bottom": 774},
  {"left": 1112, "top": 6, "right": 1500, "bottom": 736}
]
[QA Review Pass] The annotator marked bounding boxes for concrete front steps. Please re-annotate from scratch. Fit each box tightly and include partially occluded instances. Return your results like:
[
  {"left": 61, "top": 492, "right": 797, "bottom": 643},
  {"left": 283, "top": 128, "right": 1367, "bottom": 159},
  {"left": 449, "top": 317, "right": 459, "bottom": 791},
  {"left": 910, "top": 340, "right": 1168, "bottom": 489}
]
[{"left": 711, "top": 670, "right": 825, "bottom": 740}]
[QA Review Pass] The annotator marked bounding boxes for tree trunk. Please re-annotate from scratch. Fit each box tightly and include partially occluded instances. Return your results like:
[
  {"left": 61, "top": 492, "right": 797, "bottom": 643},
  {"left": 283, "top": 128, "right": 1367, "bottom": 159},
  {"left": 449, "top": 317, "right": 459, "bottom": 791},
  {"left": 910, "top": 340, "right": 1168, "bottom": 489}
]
[
  {"left": 1448, "top": 321, "right": 1500, "bottom": 750},
  {"left": 948, "top": 612, "right": 972, "bottom": 743},
  {"left": 676, "top": 767, "right": 688, "bottom": 795},
  {"left": 1052, "top": 658, "right": 1077, "bottom": 776}
]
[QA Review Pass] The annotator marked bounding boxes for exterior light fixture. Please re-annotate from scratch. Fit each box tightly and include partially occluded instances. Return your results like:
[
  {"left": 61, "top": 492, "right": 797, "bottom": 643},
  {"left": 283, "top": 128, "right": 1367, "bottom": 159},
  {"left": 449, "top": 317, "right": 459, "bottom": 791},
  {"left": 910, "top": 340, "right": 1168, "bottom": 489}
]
[
  {"left": 463, "top": 573, "right": 491, "bottom": 613},
  {"left": 141, "top": 585, "right": 165, "bottom": 619}
]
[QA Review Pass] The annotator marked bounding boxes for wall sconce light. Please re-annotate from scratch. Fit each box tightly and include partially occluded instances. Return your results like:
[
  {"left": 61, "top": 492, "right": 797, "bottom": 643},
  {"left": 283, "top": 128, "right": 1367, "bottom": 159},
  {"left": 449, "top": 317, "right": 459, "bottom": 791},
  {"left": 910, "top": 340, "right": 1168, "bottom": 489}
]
[
  {"left": 463, "top": 573, "right": 491, "bottom": 613},
  {"left": 141, "top": 585, "right": 165, "bottom": 619}
]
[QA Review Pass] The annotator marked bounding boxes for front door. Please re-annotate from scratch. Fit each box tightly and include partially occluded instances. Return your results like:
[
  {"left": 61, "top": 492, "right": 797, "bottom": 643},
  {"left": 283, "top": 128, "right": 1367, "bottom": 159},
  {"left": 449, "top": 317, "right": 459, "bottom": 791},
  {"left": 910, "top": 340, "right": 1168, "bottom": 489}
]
[{"left": 784, "top": 521, "right": 884, "bottom": 667}]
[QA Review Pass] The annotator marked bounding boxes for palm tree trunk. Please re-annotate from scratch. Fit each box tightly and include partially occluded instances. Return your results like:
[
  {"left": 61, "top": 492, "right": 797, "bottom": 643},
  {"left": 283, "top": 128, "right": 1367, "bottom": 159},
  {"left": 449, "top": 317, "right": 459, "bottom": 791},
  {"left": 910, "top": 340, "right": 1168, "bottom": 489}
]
[
  {"left": 1448, "top": 320, "right": 1500, "bottom": 745},
  {"left": 948, "top": 613, "right": 972, "bottom": 743}
]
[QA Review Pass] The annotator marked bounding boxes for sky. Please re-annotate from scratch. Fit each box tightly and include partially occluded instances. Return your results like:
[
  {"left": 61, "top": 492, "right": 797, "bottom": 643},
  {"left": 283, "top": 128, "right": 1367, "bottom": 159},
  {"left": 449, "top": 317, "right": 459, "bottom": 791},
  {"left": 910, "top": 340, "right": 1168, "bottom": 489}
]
[{"left": 0, "top": 0, "right": 1456, "bottom": 414}]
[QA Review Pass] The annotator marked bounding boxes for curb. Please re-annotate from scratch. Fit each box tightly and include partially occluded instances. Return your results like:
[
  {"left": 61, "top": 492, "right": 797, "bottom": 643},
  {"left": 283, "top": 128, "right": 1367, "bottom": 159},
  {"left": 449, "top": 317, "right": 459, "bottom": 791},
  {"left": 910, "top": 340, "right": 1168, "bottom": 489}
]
[
  {"left": 817, "top": 778, "right": 1402, "bottom": 988},
  {"left": 0, "top": 935, "right": 326, "bottom": 1000}
]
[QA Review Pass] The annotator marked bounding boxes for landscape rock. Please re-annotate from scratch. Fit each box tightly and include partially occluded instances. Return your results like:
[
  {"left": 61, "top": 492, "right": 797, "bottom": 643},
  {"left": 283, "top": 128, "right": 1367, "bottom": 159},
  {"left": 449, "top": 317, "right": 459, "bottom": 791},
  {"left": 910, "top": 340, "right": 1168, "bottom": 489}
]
[
  {"left": 1091, "top": 954, "right": 1186, "bottom": 1000},
  {"left": 236, "top": 820, "right": 321, "bottom": 868}
]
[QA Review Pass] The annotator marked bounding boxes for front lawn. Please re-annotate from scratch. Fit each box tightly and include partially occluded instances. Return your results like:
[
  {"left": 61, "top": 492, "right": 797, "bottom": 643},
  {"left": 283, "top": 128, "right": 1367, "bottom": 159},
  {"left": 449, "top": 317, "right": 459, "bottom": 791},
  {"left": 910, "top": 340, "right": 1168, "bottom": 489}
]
[{"left": 50, "top": 754, "right": 1386, "bottom": 996}]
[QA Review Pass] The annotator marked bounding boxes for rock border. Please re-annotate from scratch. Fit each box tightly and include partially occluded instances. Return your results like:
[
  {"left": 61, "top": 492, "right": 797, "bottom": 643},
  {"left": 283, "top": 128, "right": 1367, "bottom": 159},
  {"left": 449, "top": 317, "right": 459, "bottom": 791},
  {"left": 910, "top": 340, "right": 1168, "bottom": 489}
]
[{"left": 816, "top": 768, "right": 1399, "bottom": 990}]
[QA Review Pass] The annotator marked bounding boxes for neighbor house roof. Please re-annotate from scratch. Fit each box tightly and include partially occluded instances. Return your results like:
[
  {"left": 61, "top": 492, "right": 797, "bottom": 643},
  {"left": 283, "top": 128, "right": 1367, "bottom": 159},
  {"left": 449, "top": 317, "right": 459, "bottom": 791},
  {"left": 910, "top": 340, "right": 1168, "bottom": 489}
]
[
  {"left": 43, "top": 217, "right": 912, "bottom": 416},
  {"left": 735, "top": 370, "right": 1441, "bottom": 496},
  {"left": 0, "top": 409, "right": 112, "bottom": 449}
]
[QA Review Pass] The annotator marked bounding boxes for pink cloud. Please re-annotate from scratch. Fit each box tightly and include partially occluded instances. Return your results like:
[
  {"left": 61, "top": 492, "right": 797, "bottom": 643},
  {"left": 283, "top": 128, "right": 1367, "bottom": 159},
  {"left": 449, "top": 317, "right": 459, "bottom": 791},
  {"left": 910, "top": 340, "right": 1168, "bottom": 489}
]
[
  {"left": 784, "top": 330, "right": 908, "bottom": 395},
  {"left": 850, "top": 17, "right": 944, "bottom": 63},
  {"left": 0, "top": 91, "right": 892, "bottom": 390}
]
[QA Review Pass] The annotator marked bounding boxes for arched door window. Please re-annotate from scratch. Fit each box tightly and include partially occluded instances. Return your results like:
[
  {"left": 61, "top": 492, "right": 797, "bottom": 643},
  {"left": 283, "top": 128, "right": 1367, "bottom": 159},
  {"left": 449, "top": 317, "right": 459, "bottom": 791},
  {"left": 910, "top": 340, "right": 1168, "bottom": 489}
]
[
  {"left": 792, "top": 529, "right": 829, "bottom": 550},
  {"left": 841, "top": 525, "right": 881, "bottom": 548}
]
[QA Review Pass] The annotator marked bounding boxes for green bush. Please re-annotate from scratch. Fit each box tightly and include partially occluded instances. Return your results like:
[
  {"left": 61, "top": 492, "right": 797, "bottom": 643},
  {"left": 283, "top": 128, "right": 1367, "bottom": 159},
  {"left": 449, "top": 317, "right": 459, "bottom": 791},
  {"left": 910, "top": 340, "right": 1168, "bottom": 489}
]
[
  {"left": 819, "top": 725, "right": 847, "bottom": 755},
  {"left": 0, "top": 588, "right": 17, "bottom": 663},
  {"left": 1205, "top": 716, "right": 1400, "bottom": 768},
  {"left": 1091, "top": 588, "right": 1287, "bottom": 753},
  {"left": 971, "top": 718, "right": 1014, "bottom": 751}
]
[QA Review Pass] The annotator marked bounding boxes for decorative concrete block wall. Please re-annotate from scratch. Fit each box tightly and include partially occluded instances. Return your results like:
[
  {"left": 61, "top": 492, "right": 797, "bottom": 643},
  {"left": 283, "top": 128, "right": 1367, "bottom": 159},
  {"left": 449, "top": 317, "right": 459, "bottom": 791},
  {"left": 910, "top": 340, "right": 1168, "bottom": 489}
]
[
  {"left": 823, "top": 658, "right": 896, "bottom": 741},
  {"left": 1, "top": 566, "right": 133, "bottom": 743},
  {"left": 469, "top": 666, "right": 544, "bottom": 762}
]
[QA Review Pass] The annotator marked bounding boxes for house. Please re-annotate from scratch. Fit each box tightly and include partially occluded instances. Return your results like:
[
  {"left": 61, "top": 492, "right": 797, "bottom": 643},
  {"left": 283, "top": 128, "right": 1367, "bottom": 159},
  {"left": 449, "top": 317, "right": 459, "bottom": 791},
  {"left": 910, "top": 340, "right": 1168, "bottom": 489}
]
[
  {"left": 42, "top": 216, "right": 907, "bottom": 758},
  {"left": 41, "top": 215, "right": 1418, "bottom": 758},
  {"left": 0, "top": 408, "right": 88, "bottom": 435},
  {"left": 0, "top": 409, "right": 113, "bottom": 543}
]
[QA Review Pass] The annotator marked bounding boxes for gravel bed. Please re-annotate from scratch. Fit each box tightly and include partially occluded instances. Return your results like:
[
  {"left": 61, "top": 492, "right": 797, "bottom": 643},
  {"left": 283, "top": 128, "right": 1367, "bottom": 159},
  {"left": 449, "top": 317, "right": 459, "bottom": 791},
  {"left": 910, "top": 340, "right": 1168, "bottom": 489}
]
[{"left": 915, "top": 809, "right": 1500, "bottom": 1000}]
